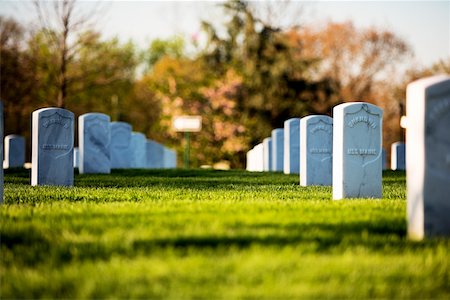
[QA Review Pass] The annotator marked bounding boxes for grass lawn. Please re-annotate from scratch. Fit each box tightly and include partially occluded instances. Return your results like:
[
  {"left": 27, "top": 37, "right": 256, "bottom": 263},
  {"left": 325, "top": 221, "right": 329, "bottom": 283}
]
[{"left": 1, "top": 168, "right": 449, "bottom": 299}]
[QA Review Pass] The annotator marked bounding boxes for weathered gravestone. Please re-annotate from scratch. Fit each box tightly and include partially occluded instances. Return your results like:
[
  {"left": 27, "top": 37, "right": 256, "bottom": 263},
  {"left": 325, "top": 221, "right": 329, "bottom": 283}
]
[
  {"left": 73, "top": 147, "right": 79, "bottom": 168},
  {"left": 272, "top": 128, "right": 284, "bottom": 172},
  {"left": 31, "top": 108, "right": 74, "bottom": 186},
  {"left": 110, "top": 122, "right": 132, "bottom": 169},
  {"left": 146, "top": 140, "right": 164, "bottom": 169},
  {"left": 332, "top": 102, "right": 383, "bottom": 199},
  {"left": 284, "top": 118, "right": 300, "bottom": 174},
  {"left": 79, "top": 113, "right": 111, "bottom": 174},
  {"left": 163, "top": 147, "right": 177, "bottom": 169},
  {"left": 131, "top": 132, "right": 147, "bottom": 168},
  {"left": 391, "top": 142, "right": 406, "bottom": 170},
  {"left": 263, "top": 137, "right": 272, "bottom": 171},
  {"left": 300, "top": 115, "right": 333, "bottom": 186},
  {"left": 4, "top": 134, "right": 25, "bottom": 168},
  {"left": 0, "top": 101, "right": 3, "bottom": 202},
  {"left": 407, "top": 75, "right": 450, "bottom": 240}
]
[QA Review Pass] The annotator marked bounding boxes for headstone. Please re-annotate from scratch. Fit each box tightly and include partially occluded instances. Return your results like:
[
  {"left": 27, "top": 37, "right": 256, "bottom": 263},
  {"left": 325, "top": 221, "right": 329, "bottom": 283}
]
[
  {"left": 0, "top": 101, "right": 3, "bottom": 203},
  {"left": 131, "top": 132, "right": 147, "bottom": 168},
  {"left": 73, "top": 147, "right": 79, "bottom": 168},
  {"left": 79, "top": 113, "right": 111, "bottom": 174},
  {"left": 253, "top": 143, "right": 264, "bottom": 172},
  {"left": 163, "top": 147, "right": 177, "bottom": 169},
  {"left": 391, "top": 142, "right": 406, "bottom": 170},
  {"left": 332, "top": 102, "right": 383, "bottom": 199},
  {"left": 4, "top": 134, "right": 25, "bottom": 168},
  {"left": 31, "top": 107, "right": 74, "bottom": 186},
  {"left": 284, "top": 118, "right": 300, "bottom": 174},
  {"left": 406, "top": 75, "right": 450, "bottom": 240},
  {"left": 110, "top": 122, "right": 132, "bottom": 169},
  {"left": 271, "top": 128, "right": 284, "bottom": 172},
  {"left": 382, "top": 148, "right": 387, "bottom": 170},
  {"left": 146, "top": 139, "right": 164, "bottom": 169},
  {"left": 246, "top": 148, "right": 254, "bottom": 171},
  {"left": 263, "top": 137, "right": 272, "bottom": 171},
  {"left": 300, "top": 115, "right": 333, "bottom": 186}
]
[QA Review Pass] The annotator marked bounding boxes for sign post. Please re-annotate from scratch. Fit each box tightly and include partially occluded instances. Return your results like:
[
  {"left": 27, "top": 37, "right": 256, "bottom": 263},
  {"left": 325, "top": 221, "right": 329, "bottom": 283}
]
[{"left": 173, "top": 116, "right": 202, "bottom": 169}]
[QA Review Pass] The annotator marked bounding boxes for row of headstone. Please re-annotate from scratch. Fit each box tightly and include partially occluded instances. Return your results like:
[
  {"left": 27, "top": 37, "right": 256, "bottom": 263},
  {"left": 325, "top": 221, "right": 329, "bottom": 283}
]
[
  {"left": 30, "top": 109, "right": 177, "bottom": 186},
  {"left": 247, "top": 102, "right": 383, "bottom": 199}
]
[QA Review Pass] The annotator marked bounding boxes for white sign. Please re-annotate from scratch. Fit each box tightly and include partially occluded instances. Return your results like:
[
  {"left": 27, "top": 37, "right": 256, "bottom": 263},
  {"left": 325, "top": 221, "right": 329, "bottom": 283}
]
[{"left": 173, "top": 116, "right": 202, "bottom": 132}]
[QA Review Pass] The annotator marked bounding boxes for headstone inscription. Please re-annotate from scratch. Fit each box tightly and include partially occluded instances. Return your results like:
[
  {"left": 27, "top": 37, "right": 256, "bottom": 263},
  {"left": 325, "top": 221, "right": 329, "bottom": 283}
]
[
  {"left": 284, "top": 118, "right": 301, "bottom": 175},
  {"left": 146, "top": 140, "right": 164, "bottom": 169},
  {"left": 332, "top": 102, "right": 383, "bottom": 199},
  {"left": 272, "top": 128, "right": 284, "bottom": 172},
  {"left": 31, "top": 108, "right": 74, "bottom": 186},
  {"left": 300, "top": 115, "right": 333, "bottom": 186},
  {"left": 406, "top": 75, "right": 450, "bottom": 240},
  {"left": 110, "top": 122, "right": 132, "bottom": 169},
  {"left": 263, "top": 137, "right": 272, "bottom": 171},
  {"left": 391, "top": 142, "right": 406, "bottom": 170},
  {"left": 79, "top": 113, "right": 111, "bottom": 174},
  {"left": 4, "top": 134, "right": 25, "bottom": 168},
  {"left": 131, "top": 132, "right": 147, "bottom": 168}
]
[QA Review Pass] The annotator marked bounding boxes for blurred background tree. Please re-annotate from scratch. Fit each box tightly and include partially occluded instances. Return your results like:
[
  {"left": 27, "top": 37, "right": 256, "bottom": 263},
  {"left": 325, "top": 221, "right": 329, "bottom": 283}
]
[{"left": 1, "top": 0, "right": 446, "bottom": 168}]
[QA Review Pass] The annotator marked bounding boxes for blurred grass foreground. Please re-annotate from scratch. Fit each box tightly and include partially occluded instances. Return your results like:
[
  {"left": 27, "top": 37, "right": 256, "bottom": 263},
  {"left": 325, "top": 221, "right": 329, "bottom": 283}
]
[{"left": 1, "top": 168, "right": 449, "bottom": 299}]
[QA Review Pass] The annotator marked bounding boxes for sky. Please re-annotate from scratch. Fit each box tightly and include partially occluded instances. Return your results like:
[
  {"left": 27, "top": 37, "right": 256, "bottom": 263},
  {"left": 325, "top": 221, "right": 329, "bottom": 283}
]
[{"left": 1, "top": 0, "right": 449, "bottom": 68}]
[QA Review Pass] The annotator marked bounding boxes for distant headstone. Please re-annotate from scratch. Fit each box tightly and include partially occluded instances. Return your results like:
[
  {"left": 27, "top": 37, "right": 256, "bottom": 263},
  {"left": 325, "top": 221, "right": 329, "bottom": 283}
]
[
  {"left": 253, "top": 143, "right": 264, "bottom": 172},
  {"left": 271, "top": 128, "right": 284, "bottom": 172},
  {"left": 332, "top": 102, "right": 383, "bottom": 199},
  {"left": 406, "top": 75, "right": 450, "bottom": 240},
  {"left": 4, "top": 134, "right": 25, "bottom": 168},
  {"left": 382, "top": 148, "right": 387, "bottom": 170},
  {"left": 131, "top": 132, "right": 147, "bottom": 168},
  {"left": 73, "top": 147, "right": 79, "bottom": 168},
  {"left": 300, "top": 115, "right": 333, "bottom": 186},
  {"left": 110, "top": 122, "right": 132, "bottom": 169},
  {"left": 31, "top": 108, "right": 74, "bottom": 186},
  {"left": 246, "top": 148, "right": 254, "bottom": 171},
  {"left": 284, "top": 118, "right": 300, "bottom": 174},
  {"left": 263, "top": 137, "right": 272, "bottom": 171},
  {"left": 0, "top": 101, "right": 3, "bottom": 203},
  {"left": 146, "top": 140, "right": 164, "bottom": 169},
  {"left": 163, "top": 147, "right": 177, "bottom": 169},
  {"left": 391, "top": 142, "right": 406, "bottom": 170},
  {"left": 79, "top": 113, "right": 111, "bottom": 174}
]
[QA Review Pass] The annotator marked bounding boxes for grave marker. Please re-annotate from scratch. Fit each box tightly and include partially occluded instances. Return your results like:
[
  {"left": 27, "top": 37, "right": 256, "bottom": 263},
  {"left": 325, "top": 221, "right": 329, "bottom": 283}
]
[
  {"left": 263, "top": 137, "right": 272, "bottom": 171},
  {"left": 284, "top": 118, "right": 300, "bottom": 174},
  {"left": 147, "top": 140, "right": 164, "bottom": 169},
  {"left": 31, "top": 108, "right": 74, "bottom": 186},
  {"left": 163, "top": 147, "right": 177, "bottom": 169},
  {"left": 131, "top": 132, "right": 147, "bottom": 168},
  {"left": 73, "top": 147, "right": 79, "bottom": 168},
  {"left": 391, "top": 142, "right": 406, "bottom": 170},
  {"left": 79, "top": 113, "right": 111, "bottom": 174},
  {"left": 272, "top": 128, "right": 284, "bottom": 172},
  {"left": 300, "top": 115, "right": 333, "bottom": 186},
  {"left": 110, "top": 122, "right": 132, "bottom": 169},
  {"left": 332, "top": 102, "right": 383, "bottom": 199},
  {"left": 4, "top": 134, "right": 25, "bottom": 168},
  {"left": 407, "top": 75, "right": 450, "bottom": 239}
]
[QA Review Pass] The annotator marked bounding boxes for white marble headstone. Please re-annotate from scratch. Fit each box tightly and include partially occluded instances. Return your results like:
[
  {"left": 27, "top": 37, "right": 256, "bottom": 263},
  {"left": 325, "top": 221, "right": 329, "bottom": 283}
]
[
  {"left": 263, "top": 137, "right": 272, "bottom": 171},
  {"left": 31, "top": 108, "right": 74, "bottom": 186},
  {"left": 131, "top": 132, "right": 147, "bottom": 168},
  {"left": 163, "top": 147, "right": 177, "bottom": 169},
  {"left": 253, "top": 143, "right": 264, "bottom": 172},
  {"left": 79, "top": 113, "right": 111, "bottom": 174},
  {"left": 4, "top": 134, "right": 25, "bottom": 168},
  {"left": 246, "top": 148, "right": 254, "bottom": 171},
  {"left": 284, "top": 118, "right": 300, "bottom": 174},
  {"left": 0, "top": 101, "right": 3, "bottom": 203},
  {"left": 332, "top": 102, "right": 383, "bottom": 199},
  {"left": 391, "top": 142, "right": 406, "bottom": 171},
  {"left": 73, "top": 147, "right": 79, "bottom": 168},
  {"left": 146, "top": 140, "right": 164, "bottom": 169},
  {"left": 272, "top": 128, "right": 284, "bottom": 172},
  {"left": 407, "top": 75, "right": 450, "bottom": 240},
  {"left": 300, "top": 115, "right": 333, "bottom": 186},
  {"left": 110, "top": 122, "right": 132, "bottom": 169}
]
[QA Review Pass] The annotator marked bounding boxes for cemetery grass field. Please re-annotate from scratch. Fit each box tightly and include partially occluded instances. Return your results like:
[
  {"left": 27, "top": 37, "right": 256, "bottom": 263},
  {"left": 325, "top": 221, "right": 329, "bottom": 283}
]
[{"left": 1, "top": 169, "right": 449, "bottom": 299}]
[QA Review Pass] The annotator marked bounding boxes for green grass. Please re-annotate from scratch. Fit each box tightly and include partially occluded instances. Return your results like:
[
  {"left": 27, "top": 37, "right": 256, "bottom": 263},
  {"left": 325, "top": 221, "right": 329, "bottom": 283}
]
[{"left": 1, "top": 168, "right": 449, "bottom": 299}]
